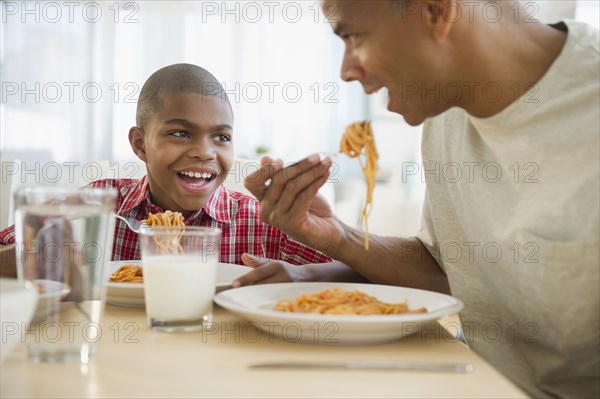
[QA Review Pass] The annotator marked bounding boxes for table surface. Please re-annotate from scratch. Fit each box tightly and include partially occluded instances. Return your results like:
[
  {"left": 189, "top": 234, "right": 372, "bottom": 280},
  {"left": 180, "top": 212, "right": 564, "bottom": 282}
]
[{"left": 1, "top": 302, "right": 528, "bottom": 399}]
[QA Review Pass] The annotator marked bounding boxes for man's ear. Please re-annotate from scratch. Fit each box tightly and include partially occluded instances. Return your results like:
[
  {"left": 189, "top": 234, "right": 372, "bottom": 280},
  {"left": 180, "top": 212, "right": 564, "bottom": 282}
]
[
  {"left": 423, "top": 0, "right": 457, "bottom": 40},
  {"left": 129, "top": 127, "right": 148, "bottom": 163}
]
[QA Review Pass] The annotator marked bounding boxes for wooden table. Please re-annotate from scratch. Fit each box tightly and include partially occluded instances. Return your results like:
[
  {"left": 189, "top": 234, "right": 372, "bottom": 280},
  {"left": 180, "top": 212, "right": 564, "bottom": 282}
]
[{"left": 1, "top": 303, "right": 528, "bottom": 398}]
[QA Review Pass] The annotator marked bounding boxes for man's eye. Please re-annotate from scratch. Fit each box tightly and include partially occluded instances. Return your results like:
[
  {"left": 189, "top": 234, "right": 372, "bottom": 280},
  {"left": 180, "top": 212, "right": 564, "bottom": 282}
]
[
  {"left": 343, "top": 33, "right": 362, "bottom": 46},
  {"left": 170, "top": 131, "right": 189, "bottom": 138}
]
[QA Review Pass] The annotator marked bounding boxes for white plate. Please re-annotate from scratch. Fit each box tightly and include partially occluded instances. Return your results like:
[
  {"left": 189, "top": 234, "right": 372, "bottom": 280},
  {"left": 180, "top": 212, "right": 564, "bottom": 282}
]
[
  {"left": 1, "top": 279, "right": 38, "bottom": 363},
  {"left": 105, "top": 261, "right": 144, "bottom": 307},
  {"left": 213, "top": 282, "right": 463, "bottom": 345},
  {"left": 216, "top": 263, "right": 254, "bottom": 290},
  {"left": 106, "top": 261, "right": 253, "bottom": 307}
]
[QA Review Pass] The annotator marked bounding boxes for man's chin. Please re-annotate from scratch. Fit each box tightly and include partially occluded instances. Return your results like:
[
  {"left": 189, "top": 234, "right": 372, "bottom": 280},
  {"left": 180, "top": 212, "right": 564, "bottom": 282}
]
[
  {"left": 389, "top": 106, "right": 426, "bottom": 126},
  {"left": 402, "top": 114, "right": 426, "bottom": 127}
]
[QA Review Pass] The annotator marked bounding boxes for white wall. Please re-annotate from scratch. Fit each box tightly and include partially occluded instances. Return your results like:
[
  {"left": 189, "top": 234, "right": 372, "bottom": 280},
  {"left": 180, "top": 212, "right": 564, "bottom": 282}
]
[{"left": 1, "top": 0, "right": 596, "bottom": 237}]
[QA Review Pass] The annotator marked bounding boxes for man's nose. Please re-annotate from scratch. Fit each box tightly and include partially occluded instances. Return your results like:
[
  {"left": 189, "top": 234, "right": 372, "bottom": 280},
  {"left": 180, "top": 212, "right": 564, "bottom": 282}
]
[{"left": 340, "top": 50, "right": 365, "bottom": 83}]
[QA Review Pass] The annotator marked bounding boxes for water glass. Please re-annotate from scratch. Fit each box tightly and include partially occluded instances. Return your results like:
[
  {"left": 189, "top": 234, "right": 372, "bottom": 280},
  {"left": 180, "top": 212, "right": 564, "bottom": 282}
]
[{"left": 13, "top": 186, "right": 116, "bottom": 364}]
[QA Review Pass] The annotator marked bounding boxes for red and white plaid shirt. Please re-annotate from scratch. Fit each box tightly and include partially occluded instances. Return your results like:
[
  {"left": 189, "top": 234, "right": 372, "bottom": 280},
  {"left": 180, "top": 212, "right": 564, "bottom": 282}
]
[{"left": 0, "top": 177, "right": 331, "bottom": 265}]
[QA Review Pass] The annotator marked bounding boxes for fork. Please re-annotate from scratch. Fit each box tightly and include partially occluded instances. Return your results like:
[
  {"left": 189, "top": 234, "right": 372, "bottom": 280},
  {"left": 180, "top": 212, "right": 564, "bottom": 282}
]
[
  {"left": 317, "top": 151, "right": 340, "bottom": 160},
  {"left": 114, "top": 215, "right": 147, "bottom": 234}
]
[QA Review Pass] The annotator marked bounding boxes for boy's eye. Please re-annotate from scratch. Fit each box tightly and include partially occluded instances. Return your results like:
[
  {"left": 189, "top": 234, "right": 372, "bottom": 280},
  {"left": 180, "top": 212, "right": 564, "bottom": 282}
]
[
  {"left": 215, "top": 134, "right": 231, "bottom": 142},
  {"left": 169, "top": 131, "right": 189, "bottom": 138}
]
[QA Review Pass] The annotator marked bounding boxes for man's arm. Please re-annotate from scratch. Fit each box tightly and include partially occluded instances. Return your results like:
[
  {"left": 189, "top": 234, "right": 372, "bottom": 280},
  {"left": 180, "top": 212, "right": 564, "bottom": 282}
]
[
  {"left": 244, "top": 154, "right": 450, "bottom": 294},
  {"left": 332, "top": 225, "right": 450, "bottom": 293}
]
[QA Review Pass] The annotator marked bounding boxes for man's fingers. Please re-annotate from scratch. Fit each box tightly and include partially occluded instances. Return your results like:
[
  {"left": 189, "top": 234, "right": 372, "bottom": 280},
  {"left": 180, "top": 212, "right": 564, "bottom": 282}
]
[
  {"left": 244, "top": 156, "right": 283, "bottom": 199},
  {"left": 244, "top": 153, "right": 331, "bottom": 229},
  {"left": 261, "top": 155, "right": 330, "bottom": 221},
  {"left": 274, "top": 159, "right": 332, "bottom": 217},
  {"left": 260, "top": 155, "right": 274, "bottom": 165},
  {"left": 270, "top": 154, "right": 323, "bottom": 188},
  {"left": 232, "top": 263, "right": 279, "bottom": 287},
  {"left": 295, "top": 168, "right": 331, "bottom": 213},
  {"left": 240, "top": 253, "right": 270, "bottom": 267}
]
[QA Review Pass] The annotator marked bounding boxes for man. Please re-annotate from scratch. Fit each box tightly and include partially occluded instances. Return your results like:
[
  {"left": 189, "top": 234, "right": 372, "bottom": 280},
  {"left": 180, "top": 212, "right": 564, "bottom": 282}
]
[{"left": 238, "top": 1, "right": 600, "bottom": 397}]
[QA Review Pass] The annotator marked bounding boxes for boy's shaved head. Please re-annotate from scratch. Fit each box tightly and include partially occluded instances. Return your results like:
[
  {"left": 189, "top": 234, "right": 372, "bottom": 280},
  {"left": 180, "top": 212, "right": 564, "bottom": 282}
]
[{"left": 136, "top": 63, "right": 232, "bottom": 130}]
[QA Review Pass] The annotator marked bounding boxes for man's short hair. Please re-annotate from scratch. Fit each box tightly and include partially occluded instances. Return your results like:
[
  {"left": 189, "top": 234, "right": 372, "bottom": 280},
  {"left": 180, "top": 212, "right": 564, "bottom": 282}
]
[{"left": 136, "top": 63, "right": 232, "bottom": 130}]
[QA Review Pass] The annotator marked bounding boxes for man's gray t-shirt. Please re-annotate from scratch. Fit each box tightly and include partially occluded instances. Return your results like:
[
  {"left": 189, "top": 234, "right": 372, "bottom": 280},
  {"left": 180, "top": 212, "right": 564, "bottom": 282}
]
[{"left": 417, "top": 19, "right": 599, "bottom": 398}]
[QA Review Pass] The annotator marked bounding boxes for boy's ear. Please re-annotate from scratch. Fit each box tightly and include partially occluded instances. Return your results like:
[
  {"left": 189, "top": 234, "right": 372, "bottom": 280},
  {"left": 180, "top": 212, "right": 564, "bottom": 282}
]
[{"left": 128, "top": 127, "right": 148, "bottom": 163}]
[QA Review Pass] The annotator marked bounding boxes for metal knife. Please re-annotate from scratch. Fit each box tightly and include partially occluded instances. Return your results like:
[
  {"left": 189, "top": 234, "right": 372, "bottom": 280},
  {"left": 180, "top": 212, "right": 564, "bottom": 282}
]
[{"left": 249, "top": 361, "right": 473, "bottom": 373}]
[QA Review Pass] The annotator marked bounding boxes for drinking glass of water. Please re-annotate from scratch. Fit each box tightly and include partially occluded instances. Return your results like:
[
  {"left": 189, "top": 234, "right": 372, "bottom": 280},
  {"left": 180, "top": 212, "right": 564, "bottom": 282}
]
[{"left": 13, "top": 186, "right": 116, "bottom": 364}]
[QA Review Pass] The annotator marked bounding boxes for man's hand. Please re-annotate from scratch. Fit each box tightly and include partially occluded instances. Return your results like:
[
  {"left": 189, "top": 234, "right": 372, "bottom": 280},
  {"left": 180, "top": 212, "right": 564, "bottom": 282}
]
[
  {"left": 232, "top": 254, "right": 370, "bottom": 287},
  {"left": 243, "top": 155, "right": 449, "bottom": 293},
  {"left": 244, "top": 154, "right": 344, "bottom": 257},
  {"left": 232, "top": 253, "right": 309, "bottom": 287}
]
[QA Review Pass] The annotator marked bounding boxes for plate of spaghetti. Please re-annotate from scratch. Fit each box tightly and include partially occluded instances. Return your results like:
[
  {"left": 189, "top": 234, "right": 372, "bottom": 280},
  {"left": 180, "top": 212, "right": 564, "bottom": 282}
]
[
  {"left": 106, "top": 261, "right": 253, "bottom": 307},
  {"left": 106, "top": 261, "right": 145, "bottom": 307},
  {"left": 213, "top": 283, "right": 463, "bottom": 345}
]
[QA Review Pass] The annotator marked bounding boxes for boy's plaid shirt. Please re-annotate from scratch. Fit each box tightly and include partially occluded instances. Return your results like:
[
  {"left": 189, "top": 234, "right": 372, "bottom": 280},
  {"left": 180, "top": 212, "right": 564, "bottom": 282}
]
[{"left": 0, "top": 177, "right": 332, "bottom": 265}]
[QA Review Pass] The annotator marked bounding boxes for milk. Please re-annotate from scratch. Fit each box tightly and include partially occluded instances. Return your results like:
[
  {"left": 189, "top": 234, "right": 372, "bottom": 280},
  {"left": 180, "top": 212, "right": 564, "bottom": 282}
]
[{"left": 143, "top": 255, "right": 217, "bottom": 322}]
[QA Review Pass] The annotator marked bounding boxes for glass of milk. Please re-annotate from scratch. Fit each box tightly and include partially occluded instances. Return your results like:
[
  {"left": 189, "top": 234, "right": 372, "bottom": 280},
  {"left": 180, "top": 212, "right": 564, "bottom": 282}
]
[{"left": 139, "top": 226, "right": 221, "bottom": 333}]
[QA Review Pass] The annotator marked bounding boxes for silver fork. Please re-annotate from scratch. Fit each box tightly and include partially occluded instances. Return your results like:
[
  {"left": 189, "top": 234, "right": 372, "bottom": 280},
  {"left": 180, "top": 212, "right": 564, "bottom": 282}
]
[
  {"left": 317, "top": 151, "right": 340, "bottom": 160},
  {"left": 114, "top": 215, "right": 147, "bottom": 234}
]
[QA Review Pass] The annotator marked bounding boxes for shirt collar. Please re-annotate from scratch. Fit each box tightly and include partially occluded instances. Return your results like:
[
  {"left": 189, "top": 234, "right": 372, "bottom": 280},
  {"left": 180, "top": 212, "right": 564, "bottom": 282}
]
[
  {"left": 201, "top": 184, "right": 232, "bottom": 224},
  {"left": 118, "top": 176, "right": 232, "bottom": 224},
  {"left": 117, "top": 176, "right": 154, "bottom": 214}
]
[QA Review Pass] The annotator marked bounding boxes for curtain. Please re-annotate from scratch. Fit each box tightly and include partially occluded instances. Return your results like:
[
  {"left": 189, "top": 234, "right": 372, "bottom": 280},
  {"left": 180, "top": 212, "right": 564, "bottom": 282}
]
[
  {"left": 1, "top": 0, "right": 597, "bottom": 173},
  {"left": 1, "top": 1, "right": 365, "bottom": 173}
]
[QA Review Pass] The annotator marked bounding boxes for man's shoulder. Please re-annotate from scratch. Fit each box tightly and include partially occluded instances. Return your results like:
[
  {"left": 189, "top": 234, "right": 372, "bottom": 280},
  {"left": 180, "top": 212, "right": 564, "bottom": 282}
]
[{"left": 563, "top": 19, "right": 599, "bottom": 54}]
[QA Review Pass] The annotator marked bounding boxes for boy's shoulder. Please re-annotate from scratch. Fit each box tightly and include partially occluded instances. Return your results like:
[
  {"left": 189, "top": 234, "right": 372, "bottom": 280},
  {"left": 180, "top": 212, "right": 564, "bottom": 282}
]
[
  {"left": 86, "top": 178, "right": 144, "bottom": 199},
  {"left": 222, "top": 187, "right": 259, "bottom": 206},
  {"left": 218, "top": 187, "right": 265, "bottom": 216}
]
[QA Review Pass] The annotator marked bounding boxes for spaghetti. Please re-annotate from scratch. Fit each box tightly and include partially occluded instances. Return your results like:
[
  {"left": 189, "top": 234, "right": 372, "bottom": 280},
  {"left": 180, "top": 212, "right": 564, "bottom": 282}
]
[
  {"left": 145, "top": 211, "right": 185, "bottom": 254},
  {"left": 109, "top": 264, "right": 143, "bottom": 283},
  {"left": 145, "top": 210, "right": 185, "bottom": 227},
  {"left": 339, "top": 121, "right": 379, "bottom": 250},
  {"left": 274, "top": 288, "right": 427, "bottom": 316}
]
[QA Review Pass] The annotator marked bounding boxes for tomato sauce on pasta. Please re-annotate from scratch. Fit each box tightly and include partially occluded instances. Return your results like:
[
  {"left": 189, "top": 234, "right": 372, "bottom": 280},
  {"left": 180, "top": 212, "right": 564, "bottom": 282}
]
[
  {"left": 274, "top": 288, "right": 427, "bottom": 315},
  {"left": 340, "top": 121, "right": 379, "bottom": 250}
]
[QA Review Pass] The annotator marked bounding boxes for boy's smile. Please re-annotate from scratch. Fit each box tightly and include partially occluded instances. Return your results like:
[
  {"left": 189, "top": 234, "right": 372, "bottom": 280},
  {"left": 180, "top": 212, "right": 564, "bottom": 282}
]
[{"left": 129, "top": 92, "right": 234, "bottom": 217}]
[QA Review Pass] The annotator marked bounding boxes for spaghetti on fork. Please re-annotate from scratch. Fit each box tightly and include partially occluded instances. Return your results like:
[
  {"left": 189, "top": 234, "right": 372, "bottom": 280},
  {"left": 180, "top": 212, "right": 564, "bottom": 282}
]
[
  {"left": 145, "top": 211, "right": 186, "bottom": 254},
  {"left": 340, "top": 121, "right": 379, "bottom": 250}
]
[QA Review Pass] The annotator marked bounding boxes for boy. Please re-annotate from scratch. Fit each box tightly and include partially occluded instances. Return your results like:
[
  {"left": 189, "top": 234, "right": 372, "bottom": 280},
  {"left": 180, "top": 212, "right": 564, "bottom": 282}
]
[{"left": 0, "top": 63, "right": 331, "bottom": 268}]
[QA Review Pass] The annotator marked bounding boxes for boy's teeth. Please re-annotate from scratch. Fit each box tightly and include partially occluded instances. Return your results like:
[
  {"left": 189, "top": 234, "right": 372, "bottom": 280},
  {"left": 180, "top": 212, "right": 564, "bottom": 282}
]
[{"left": 180, "top": 171, "right": 212, "bottom": 179}]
